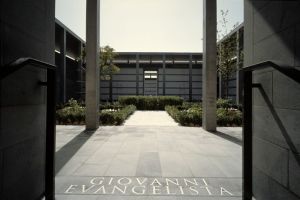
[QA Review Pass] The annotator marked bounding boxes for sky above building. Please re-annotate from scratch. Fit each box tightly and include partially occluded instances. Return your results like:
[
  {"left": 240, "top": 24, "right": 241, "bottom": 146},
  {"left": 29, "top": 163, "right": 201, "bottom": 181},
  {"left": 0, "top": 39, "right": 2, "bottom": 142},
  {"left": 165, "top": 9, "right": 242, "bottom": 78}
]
[{"left": 55, "top": 0, "right": 243, "bottom": 52}]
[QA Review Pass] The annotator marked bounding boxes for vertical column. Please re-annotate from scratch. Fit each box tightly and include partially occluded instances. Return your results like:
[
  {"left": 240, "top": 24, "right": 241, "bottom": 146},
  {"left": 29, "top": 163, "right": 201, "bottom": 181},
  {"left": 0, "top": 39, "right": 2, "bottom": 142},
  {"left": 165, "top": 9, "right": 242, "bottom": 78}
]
[
  {"left": 218, "top": 43, "right": 222, "bottom": 99},
  {"left": 243, "top": 71, "right": 253, "bottom": 199},
  {"left": 109, "top": 60, "right": 113, "bottom": 102},
  {"left": 45, "top": 68, "right": 56, "bottom": 200},
  {"left": 189, "top": 54, "right": 193, "bottom": 101},
  {"left": 80, "top": 43, "right": 85, "bottom": 101},
  {"left": 85, "top": 0, "right": 100, "bottom": 130},
  {"left": 136, "top": 54, "right": 139, "bottom": 96},
  {"left": 163, "top": 54, "right": 166, "bottom": 96},
  {"left": 236, "top": 30, "right": 240, "bottom": 104},
  {"left": 202, "top": 0, "right": 217, "bottom": 131},
  {"left": 77, "top": 42, "right": 83, "bottom": 101},
  {"left": 59, "top": 28, "right": 66, "bottom": 103},
  {"left": 219, "top": 73, "right": 222, "bottom": 98}
]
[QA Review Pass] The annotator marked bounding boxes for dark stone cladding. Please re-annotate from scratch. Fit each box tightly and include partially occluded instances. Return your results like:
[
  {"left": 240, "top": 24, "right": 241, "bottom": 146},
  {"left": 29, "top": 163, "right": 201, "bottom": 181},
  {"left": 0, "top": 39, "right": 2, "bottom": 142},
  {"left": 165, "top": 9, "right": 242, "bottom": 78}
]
[
  {"left": 244, "top": 0, "right": 300, "bottom": 199},
  {"left": 0, "top": 0, "right": 55, "bottom": 199}
]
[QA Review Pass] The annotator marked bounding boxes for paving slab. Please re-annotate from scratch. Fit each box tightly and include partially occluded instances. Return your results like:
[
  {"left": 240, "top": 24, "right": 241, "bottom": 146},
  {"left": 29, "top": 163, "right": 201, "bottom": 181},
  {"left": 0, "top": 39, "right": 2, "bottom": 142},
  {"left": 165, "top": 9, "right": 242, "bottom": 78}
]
[
  {"left": 55, "top": 124, "right": 242, "bottom": 200},
  {"left": 124, "top": 111, "right": 178, "bottom": 126},
  {"left": 136, "top": 152, "right": 162, "bottom": 177}
]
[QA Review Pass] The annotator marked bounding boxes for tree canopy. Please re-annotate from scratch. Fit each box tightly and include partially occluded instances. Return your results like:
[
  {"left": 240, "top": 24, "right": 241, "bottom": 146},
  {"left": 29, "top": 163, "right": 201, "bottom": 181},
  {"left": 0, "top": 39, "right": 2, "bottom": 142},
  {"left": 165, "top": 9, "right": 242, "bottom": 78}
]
[
  {"left": 99, "top": 45, "right": 120, "bottom": 80},
  {"left": 217, "top": 9, "right": 241, "bottom": 98},
  {"left": 79, "top": 45, "right": 120, "bottom": 80}
]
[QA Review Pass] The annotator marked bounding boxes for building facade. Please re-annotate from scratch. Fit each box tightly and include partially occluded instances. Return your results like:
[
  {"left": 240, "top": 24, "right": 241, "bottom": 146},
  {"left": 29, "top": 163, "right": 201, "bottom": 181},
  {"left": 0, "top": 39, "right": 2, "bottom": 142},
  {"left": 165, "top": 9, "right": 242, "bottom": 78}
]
[
  {"left": 55, "top": 22, "right": 204, "bottom": 103},
  {"left": 98, "top": 52, "right": 203, "bottom": 102},
  {"left": 55, "top": 20, "right": 244, "bottom": 104},
  {"left": 55, "top": 19, "right": 84, "bottom": 104}
]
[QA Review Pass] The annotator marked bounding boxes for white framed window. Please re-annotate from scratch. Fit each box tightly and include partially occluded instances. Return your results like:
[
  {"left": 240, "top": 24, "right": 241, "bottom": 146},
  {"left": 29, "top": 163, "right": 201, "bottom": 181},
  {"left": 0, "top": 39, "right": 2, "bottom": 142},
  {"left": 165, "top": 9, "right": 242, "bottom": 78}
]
[{"left": 144, "top": 70, "right": 158, "bottom": 80}]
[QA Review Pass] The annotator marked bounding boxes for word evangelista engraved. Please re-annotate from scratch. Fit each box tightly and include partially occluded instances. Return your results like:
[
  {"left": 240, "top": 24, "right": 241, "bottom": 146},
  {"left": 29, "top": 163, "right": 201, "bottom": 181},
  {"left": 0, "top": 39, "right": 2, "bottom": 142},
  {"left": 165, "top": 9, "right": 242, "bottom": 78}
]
[{"left": 64, "top": 177, "right": 235, "bottom": 196}]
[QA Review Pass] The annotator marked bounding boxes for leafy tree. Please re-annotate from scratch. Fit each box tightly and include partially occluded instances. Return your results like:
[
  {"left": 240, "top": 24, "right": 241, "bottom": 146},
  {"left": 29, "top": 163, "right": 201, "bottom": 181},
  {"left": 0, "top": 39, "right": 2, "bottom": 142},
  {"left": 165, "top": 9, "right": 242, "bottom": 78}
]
[
  {"left": 99, "top": 46, "right": 120, "bottom": 102},
  {"left": 79, "top": 45, "right": 120, "bottom": 80},
  {"left": 79, "top": 45, "right": 120, "bottom": 102},
  {"left": 217, "top": 10, "right": 239, "bottom": 99},
  {"left": 217, "top": 36, "right": 236, "bottom": 98},
  {"left": 99, "top": 45, "right": 120, "bottom": 80}
]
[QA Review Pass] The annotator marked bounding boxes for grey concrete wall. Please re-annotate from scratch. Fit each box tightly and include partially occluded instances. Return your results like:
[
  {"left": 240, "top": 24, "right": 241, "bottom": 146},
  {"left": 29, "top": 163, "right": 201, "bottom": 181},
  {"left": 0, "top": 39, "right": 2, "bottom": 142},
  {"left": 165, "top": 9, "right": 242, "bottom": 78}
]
[
  {"left": 66, "top": 58, "right": 81, "bottom": 101},
  {"left": 55, "top": 22, "right": 83, "bottom": 104},
  {"left": 99, "top": 62, "right": 202, "bottom": 101},
  {"left": 244, "top": 1, "right": 300, "bottom": 199},
  {"left": 219, "top": 72, "right": 238, "bottom": 101},
  {"left": 0, "top": 0, "right": 55, "bottom": 199},
  {"left": 191, "top": 66, "right": 202, "bottom": 101},
  {"left": 57, "top": 52, "right": 203, "bottom": 102},
  {"left": 100, "top": 65, "right": 140, "bottom": 101}
]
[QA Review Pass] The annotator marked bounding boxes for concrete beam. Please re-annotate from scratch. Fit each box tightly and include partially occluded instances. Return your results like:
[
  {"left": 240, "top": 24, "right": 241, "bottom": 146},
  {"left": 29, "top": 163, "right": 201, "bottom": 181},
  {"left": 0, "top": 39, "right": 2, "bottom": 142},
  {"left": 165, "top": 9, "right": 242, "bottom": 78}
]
[
  {"left": 202, "top": 0, "right": 217, "bottom": 131},
  {"left": 85, "top": 0, "right": 100, "bottom": 130}
]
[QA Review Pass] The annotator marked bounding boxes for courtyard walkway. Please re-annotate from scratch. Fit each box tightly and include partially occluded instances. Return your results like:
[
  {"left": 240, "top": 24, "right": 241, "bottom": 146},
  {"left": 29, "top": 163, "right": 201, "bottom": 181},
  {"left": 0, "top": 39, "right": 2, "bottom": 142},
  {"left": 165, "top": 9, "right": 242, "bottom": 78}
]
[
  {"left": 55, "top": 111, "right": 242, "bottom": 200},
  {"left": 124, "top": 111, "right": 178, "bottom": 126}
]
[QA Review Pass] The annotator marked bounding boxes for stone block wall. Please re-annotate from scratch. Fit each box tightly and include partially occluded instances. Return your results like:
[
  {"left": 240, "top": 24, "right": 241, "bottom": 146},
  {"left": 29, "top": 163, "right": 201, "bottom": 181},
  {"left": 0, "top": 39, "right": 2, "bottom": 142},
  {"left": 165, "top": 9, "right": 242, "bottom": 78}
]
[
  {"left": 0, "top": 0, "right": 55, "bottom": 199},
  {"left": 244, "top": 1, "right": 300, "bottom": 199}
]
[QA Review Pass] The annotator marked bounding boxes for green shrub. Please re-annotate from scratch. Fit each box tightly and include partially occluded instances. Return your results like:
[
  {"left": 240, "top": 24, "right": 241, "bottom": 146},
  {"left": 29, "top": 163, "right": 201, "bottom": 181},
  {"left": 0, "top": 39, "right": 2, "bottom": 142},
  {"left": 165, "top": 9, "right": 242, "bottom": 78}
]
[
  {"left": 99, "top": 111, "right": 115, "bottom": 125},
  {"left": 57, "top": 99, "right": 136, "bottom": 125},
  {"left": 165, "top": 105, "right": 180, "bottom": 122},
  {"left": 141, "top": 96, "right": 157, "bottom": 110},
  {"left": 119, "top": 96, "right": 183, "bottom": 110},
  {"left": 99, "top": 105, "right": 136, "bottom": 125},
  {"left": 118, "top": 96, "right": 139, "bottom": 106},
  {"left": 165, "top": 105, "right": 202, "bottom": 126},
  {"left": 216, "top": 98, "right": 234, "bottom": 109},
  {"left": 180, "top": 110, "right": 202, "bottom": 126},
  {"left": 99, "top": 102, "right": 122, "bottom": 110},
  {"left": 56, "top": 99, "right": 85, "bottom": 125},
  {"left": 217, "top": 108, "right": 242, "bottom": 126},
  {"left": 216, "top": 98, "right": 242, "bottom": 110},
  {"left": 166, "top": 102, "right": 242, "bottom": 127},
  {"left": 157, "top": 96, "right": 184, "bottom": 110}
]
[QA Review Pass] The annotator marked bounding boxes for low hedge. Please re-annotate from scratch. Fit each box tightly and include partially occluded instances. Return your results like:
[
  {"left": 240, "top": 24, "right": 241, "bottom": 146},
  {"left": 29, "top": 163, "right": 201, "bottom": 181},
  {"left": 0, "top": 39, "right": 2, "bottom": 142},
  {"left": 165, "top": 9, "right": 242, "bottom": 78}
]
[
  {"left": 165, "top": 105, "right": 202, "bottom": 126},
  {"left": 217, "top": 108, "right": 242, "bottom": 126},
  {"left": 56, "top": 100, "right": 85, "bottom": 125},
  {"left": 165, "top": 103, "right": 242, "bottom": 127},
  {"left": 56, "top": 99, "right": 136, "bottom": 125},
  {"left": 118, "top": 96, "right": 183, "bottom": 110},
  {"left": 217, "top": 98, "right": 242, "bottom": 111},
  {"left": 99, "top": 105, "right": 136, "bottom": 125},
  {"left": 99, "top": 102, "right": 123, "bottom": 110}
]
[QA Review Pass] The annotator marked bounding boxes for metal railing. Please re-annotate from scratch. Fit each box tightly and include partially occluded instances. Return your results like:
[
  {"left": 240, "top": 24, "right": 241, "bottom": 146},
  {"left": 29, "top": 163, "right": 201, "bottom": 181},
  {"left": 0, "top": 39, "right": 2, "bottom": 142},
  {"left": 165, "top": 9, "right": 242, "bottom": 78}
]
[
  {"left": 1, "top": 57, "right": 56, "bottom": 200},
  {"left": 242, "top": 61, "right": 300, "bottom": 200}
]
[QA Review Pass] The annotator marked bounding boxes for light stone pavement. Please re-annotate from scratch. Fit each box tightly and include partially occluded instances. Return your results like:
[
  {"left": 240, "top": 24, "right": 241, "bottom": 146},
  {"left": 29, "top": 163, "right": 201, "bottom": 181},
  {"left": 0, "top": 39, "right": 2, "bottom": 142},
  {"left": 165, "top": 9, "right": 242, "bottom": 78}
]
[
  {"left": 124, "top": 111, "right": 178, "bottom": 126},
  {"left": 55, "top": 111, "right": 243, "bottom": 200}
]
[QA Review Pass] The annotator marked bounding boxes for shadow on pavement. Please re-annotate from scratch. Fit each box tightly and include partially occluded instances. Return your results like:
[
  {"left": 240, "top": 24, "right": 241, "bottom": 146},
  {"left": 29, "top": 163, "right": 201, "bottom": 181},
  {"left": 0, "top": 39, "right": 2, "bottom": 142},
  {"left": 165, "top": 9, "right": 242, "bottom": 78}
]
[
  {"left": 212, "top": 131, "right": 242, "bottom": 146},
  {"left": 55, "top": 130, "right": 96, "bottom": 174}
]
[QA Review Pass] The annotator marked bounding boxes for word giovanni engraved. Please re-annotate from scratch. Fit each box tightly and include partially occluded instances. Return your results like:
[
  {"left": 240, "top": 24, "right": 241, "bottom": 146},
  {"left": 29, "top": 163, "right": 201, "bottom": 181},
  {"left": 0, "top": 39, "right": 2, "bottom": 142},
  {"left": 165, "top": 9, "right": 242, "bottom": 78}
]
[{"left": 63, "top": 177, "right": 239, "bottom": 196}]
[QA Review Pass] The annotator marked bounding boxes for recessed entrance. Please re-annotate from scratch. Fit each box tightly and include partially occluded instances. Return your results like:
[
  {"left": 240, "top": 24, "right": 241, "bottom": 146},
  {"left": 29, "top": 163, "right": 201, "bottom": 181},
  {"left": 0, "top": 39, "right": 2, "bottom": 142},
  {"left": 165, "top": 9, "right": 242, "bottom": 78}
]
[{"left": 143, "top": 70, "right": 158, "bottom": 96}]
